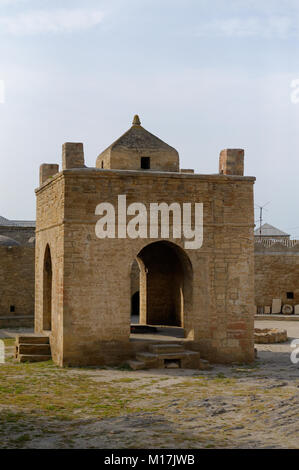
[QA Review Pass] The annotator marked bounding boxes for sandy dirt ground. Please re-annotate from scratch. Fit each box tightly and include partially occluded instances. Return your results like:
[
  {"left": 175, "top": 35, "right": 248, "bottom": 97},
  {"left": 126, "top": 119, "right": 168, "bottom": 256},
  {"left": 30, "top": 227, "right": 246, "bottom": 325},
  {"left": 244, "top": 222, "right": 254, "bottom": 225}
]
[{"left": 0, "top": 320, "right": 299, "bottom": 449}]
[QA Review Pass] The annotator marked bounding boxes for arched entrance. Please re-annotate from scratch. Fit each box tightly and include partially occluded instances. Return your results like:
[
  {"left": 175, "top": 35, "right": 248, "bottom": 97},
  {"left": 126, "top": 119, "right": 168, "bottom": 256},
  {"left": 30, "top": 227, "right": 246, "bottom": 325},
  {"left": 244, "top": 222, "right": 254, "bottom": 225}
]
[
  {"left": 131, "top": 291, "right": 140, "bottom": 317},
  {"left": 134, "top": 241, "right": 192, "bottom": 328},
  {"left": 43, "top": 244, "right": 52, "bottom": 331}
]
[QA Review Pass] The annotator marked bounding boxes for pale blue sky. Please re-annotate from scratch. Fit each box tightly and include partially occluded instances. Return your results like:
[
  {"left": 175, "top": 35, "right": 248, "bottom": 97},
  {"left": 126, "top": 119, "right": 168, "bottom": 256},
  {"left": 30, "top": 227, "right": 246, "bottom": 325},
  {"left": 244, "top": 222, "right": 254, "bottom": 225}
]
[{"left": 1, "top": 0, "right": 299, "bottom": 235}]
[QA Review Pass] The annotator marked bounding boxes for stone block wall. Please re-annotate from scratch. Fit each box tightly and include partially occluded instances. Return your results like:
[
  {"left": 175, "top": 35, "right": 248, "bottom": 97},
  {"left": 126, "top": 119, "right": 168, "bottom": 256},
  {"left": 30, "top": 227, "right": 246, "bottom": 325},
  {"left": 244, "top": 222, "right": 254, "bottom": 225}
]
[
  {"left": 0, "top": 226, "right": 35, "bottom": 245},
  {"left": 35, "top": 168, "right": 255, "bottom": 366},
  {"left": 255, "top": 241, "right": 299, "bottom": 309},
  {"left": 0, "top": 245, "right": 35, "bottom": 316},
  {"left": 97, "top": 147, "right": 179, "bottom": 172},
  {"left": 35, "top": 174, "right": 65, "bottom": 365},
  {"left": 219, "top": 149, "right": 244, "bottom": 176}
]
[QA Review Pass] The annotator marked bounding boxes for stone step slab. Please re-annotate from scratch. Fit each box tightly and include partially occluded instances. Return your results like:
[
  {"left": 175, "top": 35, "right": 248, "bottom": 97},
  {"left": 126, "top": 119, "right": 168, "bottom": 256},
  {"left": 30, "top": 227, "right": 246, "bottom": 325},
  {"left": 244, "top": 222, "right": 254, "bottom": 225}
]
[
  {"left": 136, "top": 352, "right": 159, "bottom": 365},
  {"left": 127, "top": 360, "right": 146, "bottom": 370},
  {"left": 16, "top": 335, "right": 49, "bottom": 345},
  {"left": 137, "top": 350, "right": 199, "bottom": 361},
  {"left": 18, "top": 354, "right": 52, "bottom": 363},
  {"left": 149, "top": 343, "right": 185, "bottom": 354},
  {"left": 18, "top": 344, "right": 51, "bottom": 355},
  {"left": 130, "top": 346, "right": 202, "bottom": 370}
]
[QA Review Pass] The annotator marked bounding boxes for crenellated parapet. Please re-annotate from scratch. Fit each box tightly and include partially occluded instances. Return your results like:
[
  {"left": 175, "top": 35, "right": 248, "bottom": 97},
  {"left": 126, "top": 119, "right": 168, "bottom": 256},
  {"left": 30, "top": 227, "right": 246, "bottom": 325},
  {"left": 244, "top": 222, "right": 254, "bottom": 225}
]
[{"left": 254, "top": 239, "right": 299, "bottom": 252}]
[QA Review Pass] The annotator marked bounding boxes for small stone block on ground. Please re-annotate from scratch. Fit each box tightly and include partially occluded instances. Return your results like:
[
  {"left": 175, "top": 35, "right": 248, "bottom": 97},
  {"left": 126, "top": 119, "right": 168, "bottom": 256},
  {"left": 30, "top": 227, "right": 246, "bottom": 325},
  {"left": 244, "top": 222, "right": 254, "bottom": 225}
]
[
  {"left": 199, "top": 359, "right": 213, "bottom": 370},
  {"left": 127, "top": 360, "right": 146, "bottom": 370},
  {"left": 272, "top": 299, "right": 282, "bottom": 314}
]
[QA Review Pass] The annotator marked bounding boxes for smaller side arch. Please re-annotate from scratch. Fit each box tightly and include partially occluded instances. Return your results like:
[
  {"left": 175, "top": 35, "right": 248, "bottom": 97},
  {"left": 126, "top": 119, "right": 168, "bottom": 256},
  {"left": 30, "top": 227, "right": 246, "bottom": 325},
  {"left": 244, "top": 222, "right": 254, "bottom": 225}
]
[
  {"left": 131, "top": 291, "right": 140, "bottom": 317},
  {"left": 43, "top": 244, "right": 52, "bottom": 331}
]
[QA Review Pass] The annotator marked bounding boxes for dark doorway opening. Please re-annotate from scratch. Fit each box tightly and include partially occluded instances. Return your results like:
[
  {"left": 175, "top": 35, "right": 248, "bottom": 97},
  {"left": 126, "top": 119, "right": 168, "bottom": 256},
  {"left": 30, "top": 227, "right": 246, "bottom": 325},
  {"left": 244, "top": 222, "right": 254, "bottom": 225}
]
[
  {"left": 131, "top": 291, "right": 140, "bottom": 317},
  {"left": 43, "top": 244, "right": 52, "bottom": 331}
]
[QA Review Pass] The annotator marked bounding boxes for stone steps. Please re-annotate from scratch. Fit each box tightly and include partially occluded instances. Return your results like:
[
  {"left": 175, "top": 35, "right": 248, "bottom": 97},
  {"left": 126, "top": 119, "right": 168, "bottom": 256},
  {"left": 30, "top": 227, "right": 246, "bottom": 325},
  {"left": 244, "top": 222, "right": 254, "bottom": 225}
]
[
  {"left": 18, "top": 354, "right": 52, "bottom": 363},
  {"left": 136, "top": 350, "right": 199, "bottom": 362},
  {"left": 15, "top": 334, "right": 51, "bottom": 363},
  {"left": 128, "top": 343, "right": 210, "bottom": 370},
  {"left": 17, "top": 335, "right": 50, "bottom": 344},
  {"left": 18, "top": 343, "right": 51, "bottom": 355},
  {"left": 136, "top": 352, "right": 159, "bottom": 366},
  {"left": 127, "top": 360, "right": 146, "bottom": 370},
  {"left": 149, "top": 343, "right": 185, "bottom": 354}
]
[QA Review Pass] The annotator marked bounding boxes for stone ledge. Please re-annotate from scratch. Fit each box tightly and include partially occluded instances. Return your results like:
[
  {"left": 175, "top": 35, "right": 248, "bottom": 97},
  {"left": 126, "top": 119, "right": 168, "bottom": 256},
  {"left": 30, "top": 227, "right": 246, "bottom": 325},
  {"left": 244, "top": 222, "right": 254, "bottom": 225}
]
[
  {"left": 36, "top": 167, "right": 256, "bottom": 192},
  {"left": 0, "top": 315, "right": 34, "bottom": 328},
  {"left": 254, "top": 328, "right": 288, "bottom": 344},
  {"left": 255, "top": 315, "right": 299, "bottom": 321}
]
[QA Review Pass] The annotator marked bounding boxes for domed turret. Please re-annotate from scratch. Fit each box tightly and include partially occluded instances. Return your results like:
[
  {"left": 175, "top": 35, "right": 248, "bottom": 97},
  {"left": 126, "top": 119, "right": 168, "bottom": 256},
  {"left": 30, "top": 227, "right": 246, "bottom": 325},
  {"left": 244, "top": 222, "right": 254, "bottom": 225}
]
[
  {"left": 0, "top": 235, "right": 20, "bottom": 247},
  {"left": 96, "top": 115, "right": 179, "bottom": 172}
]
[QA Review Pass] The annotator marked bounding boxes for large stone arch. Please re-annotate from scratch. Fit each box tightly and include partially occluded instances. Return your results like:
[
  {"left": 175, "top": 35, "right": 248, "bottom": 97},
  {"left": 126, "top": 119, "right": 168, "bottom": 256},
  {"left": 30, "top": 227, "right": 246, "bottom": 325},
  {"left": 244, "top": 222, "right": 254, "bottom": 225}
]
[{"left": 133, "top": 240, "right": 193, "bottom": 329}]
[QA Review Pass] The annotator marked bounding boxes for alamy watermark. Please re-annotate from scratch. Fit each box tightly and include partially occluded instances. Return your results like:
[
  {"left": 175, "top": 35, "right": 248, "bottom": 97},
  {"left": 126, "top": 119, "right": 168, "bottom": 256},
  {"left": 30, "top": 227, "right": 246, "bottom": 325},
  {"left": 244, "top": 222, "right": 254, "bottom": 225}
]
[
  {"left": 0, "top": 340, "right": 5, "bottom": 364},
  {"left": 290, "top": 79, "right": 299, "bottom": 104},
  {"left": 0, "top": 80, "right": 5, "bottom": 104},
  {"left": 95, "top": 195, "right": 203, "bottom": 250},
  {"left": 290, "top": 339, "right": 299, "bottom": 364}
]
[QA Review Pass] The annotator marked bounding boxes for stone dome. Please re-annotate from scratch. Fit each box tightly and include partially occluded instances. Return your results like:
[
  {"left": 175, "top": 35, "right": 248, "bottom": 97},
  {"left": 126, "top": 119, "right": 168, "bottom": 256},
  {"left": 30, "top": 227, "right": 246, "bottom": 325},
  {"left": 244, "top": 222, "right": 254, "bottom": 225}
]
[
  {"left": 0, "top": 235, "right": 20, "bottom": 247},
  {"left": 96, "top": 115, "right": 179, "bottom": 172}
]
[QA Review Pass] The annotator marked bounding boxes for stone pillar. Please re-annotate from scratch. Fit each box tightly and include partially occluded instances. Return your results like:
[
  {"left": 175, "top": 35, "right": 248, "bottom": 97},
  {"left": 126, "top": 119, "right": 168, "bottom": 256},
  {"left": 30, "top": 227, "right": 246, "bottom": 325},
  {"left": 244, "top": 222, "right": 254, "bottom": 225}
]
[
  {"left": 62, "top": 143, "right": 85, "bottom": 170},
  {"left": 39, "top": 164, "right": 59, "bottom": 185},
  {"left": 219, "top": 149, "right": 244, "bottom": 176}
]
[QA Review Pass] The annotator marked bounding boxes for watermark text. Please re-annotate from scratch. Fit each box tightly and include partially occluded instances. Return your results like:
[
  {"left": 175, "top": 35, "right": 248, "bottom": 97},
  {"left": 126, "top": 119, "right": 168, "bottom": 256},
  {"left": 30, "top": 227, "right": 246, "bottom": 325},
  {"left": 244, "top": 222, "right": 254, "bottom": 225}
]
[
  {"left": 95, "top": 195, "right": 203, "bottom": 250},
  {"left": 0, "top": 80, "right": 5, "bottom": 104}
]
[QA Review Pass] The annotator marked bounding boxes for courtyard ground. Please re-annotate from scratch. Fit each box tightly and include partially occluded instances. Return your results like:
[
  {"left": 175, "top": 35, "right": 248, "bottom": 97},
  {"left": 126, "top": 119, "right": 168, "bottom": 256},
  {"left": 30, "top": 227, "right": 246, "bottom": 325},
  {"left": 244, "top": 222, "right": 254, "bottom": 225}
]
[{"left": 0, "top": 320, "right": 299, "bottom": 449}]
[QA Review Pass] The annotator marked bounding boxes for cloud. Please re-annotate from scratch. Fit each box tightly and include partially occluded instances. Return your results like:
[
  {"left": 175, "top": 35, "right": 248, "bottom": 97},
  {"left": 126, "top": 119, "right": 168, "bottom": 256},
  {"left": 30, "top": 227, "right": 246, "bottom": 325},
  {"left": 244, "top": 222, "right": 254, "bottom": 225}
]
[
  {"left": 196, "top": 16, "right": 299, "bottom": 39},
  {"left": 0, "top": 0, "right": 25, "bottom": 4},
  {"left": 0, "top": 8, "right": 104, "bottom": 35}
]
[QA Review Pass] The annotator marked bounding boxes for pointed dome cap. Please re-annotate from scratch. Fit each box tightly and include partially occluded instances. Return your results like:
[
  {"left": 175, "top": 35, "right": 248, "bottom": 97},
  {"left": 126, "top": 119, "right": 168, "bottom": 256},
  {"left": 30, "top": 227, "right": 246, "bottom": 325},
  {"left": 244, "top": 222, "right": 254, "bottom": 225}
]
[
  {"left": 96, "top": 115, "right": 179, "bottom": 172},
  {"left": 132, "top": 114, "right": 141, "bottom": 126}
]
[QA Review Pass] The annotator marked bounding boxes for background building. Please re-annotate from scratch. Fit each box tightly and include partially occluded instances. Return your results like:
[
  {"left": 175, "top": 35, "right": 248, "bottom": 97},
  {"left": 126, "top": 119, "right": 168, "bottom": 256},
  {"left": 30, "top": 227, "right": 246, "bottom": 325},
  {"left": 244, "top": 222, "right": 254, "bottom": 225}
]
[
  {"left": 254, "top": 222, "right": 299, "bottom": 313},
  {"left": 254, "top": 223, "right": 290, "bottom": 241},
  {"left": 0, "top": 216, "right": 35, "bottom": 327}
]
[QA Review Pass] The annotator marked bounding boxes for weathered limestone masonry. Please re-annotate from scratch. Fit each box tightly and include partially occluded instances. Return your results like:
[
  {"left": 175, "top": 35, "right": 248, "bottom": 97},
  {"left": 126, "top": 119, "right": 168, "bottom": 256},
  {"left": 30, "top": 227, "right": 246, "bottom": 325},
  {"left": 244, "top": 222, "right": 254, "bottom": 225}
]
[
  {"left": 255, "top": 240, "right": 299, "bottom": 310},
  {"left": 0, "top": 239, "right": 35, "bottom": 327},
  {"left": 0, "top": 246, "right": 34, "bottom": 321},
  {"left": 219, "top": 149, "right": 244, "bottom": 176},
  {"left": 0, "top": 218, "right": 35, "bottom": 326},
  {"left": 35, "top": 116, "right": 256, "bottom": 366}
]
